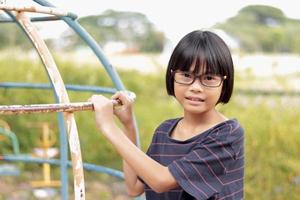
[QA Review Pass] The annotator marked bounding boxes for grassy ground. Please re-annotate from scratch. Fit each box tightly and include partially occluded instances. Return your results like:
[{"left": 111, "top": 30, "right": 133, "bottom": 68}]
[
  {"left": 0, "top": 172, "right": 131, "bottom": 199},
  {"left": 0, "top": 53, "right": 300, "bottom": 199}
]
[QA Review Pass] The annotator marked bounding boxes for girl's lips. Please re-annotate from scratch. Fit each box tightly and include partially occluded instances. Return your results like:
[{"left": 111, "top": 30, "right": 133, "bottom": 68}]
[{"left": 185, "top": 96, "right": 205, "bottom": 102}]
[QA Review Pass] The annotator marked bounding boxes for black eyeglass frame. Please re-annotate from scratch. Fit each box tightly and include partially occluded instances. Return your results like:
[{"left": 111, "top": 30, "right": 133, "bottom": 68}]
[{"left": 171, "top": 70, "right": 227, "bottom": 88}]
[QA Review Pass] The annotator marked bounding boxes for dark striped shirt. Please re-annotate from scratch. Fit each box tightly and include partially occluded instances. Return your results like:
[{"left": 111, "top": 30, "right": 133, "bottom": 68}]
[{"left": 142, "top": 118, "right": 244, "bottom": 200}]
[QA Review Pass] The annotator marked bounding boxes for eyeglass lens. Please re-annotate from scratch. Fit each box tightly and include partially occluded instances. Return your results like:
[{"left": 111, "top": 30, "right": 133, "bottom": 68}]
[{"left": 174, "top": 71, "right": 224, "bottom": 87}]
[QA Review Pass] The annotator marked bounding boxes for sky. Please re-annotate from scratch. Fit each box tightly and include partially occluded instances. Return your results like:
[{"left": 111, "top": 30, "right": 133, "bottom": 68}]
[
  {"left": 4, "top": 0, "right": 300, "bottom": 44},
  {"left": 47, "top": 0, "right": 300, "bottom": 43}
]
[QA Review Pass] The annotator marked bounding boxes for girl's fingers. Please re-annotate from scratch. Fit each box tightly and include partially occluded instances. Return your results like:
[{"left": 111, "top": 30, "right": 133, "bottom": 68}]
[
  {"left": 111, "top": 91, "right": 133, "bottom": 106},
  {"left": 89, "top": 95, "right": 112, "bottom": 108},
  {"left": 111, "top": 92, "right": 121, "bottom": 102}
]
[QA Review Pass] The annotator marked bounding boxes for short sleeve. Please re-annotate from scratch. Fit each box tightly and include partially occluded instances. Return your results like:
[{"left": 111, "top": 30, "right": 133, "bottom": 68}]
[{"left": 168, "top": 131, "right": 242, "bottom": 200}]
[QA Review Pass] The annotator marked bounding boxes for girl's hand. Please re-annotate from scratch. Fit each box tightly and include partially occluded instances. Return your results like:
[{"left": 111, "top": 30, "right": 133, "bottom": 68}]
[
  {"left": 111, "top": 91, "right": 134, "bottom": 127},
  {"left": 89, "top": 94, "right": 114, "bottom": 132}
]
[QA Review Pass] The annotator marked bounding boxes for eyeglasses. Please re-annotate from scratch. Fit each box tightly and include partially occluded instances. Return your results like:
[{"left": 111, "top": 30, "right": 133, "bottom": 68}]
[{"left": 172, "top": 70, "right": 227, "bottom": 88}]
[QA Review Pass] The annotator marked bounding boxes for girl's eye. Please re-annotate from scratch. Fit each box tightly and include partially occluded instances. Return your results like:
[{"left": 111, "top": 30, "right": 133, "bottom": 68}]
[
  {"left": 182, "top": 73, "right": 192, "bottom": 78},
  {"left": 204, "top": 75, "right": 216, "bottom": 80}
]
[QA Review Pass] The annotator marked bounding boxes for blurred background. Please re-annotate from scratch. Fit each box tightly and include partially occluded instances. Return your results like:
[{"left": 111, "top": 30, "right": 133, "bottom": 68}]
[{"left": 0, "top": 0, "right": 300, "bottom": 199}]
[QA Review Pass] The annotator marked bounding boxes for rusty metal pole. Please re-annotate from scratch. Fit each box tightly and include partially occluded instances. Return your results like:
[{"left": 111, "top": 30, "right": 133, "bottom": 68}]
[
  {"left": 0, "top": 102, "right": 94, "bottom": 115},
  {"left": 0, "top": 100, "right": 124, "bottom": 115}
]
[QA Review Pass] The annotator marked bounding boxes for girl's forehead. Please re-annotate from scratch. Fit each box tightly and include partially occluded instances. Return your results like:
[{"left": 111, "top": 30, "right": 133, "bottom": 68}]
[{"left": 188, "top": 63, "right": 208, "bottom": 74}]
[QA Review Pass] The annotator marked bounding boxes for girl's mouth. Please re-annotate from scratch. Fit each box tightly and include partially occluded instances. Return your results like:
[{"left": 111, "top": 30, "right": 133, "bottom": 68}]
[{"left": 185, "top": 96, "right": 205, "bottom": 102}]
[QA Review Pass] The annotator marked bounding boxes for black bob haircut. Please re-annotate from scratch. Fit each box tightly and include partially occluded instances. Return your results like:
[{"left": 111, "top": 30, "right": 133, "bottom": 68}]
[{"left": 165, "top": 30, "right": 234, "bottom": 104}]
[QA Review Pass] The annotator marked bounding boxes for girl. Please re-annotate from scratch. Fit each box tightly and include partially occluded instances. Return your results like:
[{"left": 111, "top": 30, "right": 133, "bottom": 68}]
[{"left": 89, "top": 30, "right": 244, "bottom": 199}]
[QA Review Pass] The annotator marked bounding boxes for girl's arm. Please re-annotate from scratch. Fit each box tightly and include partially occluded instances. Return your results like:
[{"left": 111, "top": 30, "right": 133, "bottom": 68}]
[
  {"left": 122, "top": 121, "right": 144, "bottom": 196},
  {"left": 90, "top": 94, "right": 178, "bottom": 193},
  {"left": 109, "top": 92, "right": 144, "bottom": 196}
]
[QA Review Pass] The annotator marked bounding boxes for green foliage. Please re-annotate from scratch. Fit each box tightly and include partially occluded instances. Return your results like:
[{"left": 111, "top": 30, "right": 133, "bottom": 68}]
[
  {"left": 72, "top": 10, "right": 166, "bottom": 53},
  {"left": 0, "top": 55, "right": 300, "bottom": 199},
  {"left": 215, "top": 5, "right": 300, "bottom": 53},
  {"left": 239, "top": 5, "right": 285, "bottom": 25},
  {"left": 219, "top": 96, "right": 300, "bottom": 199},
  {"left": 0, "top": 23, "right": 32, "bottom": 50}
]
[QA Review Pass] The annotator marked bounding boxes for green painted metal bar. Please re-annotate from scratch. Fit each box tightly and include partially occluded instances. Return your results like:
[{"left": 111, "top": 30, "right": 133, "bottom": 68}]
[
  {"left": 0, "top": 82, "right": 117, "bottom": 94},
  {"left": 0, "top": 127, "right": 20, "bottom": 155},
  {"left": 0, "top": 16, "right": 61, "bottom": 22},
  {"left": 33, "top": 0, "right": 125, "bottom": 91},
  {"left": 0, "top": 164, "right": 20, "bottom": 176},
  {"left": 1, "top": 155, "right": 124, "bottom": 179}
]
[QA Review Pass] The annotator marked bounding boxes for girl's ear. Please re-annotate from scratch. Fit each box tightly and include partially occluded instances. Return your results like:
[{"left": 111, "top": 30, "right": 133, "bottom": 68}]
[{"left": 217, "top": 86, "right": 225, "bottom": 105}]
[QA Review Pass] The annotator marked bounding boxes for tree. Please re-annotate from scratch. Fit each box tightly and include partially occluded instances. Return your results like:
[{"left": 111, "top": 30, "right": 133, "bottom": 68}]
[
  {"left": 63, "top": 10, "right": 166, "bottom": 53},
  {"left": 0, "top": 14, "right": 35, "bottom": 50},
  {"left": 238, "top": 5, "right": 285, "bottom": 26},
  {"left": 214, "top": 5, "right": 300, "bottom": 53}
]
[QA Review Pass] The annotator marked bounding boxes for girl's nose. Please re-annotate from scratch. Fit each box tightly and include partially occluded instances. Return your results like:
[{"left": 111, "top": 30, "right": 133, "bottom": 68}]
[{"left": 190, "top": 78, "right": 204, "bottom": 92}]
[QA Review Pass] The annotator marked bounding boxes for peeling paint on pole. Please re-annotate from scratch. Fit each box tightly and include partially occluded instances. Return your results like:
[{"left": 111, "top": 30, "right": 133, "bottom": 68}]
[{"left": 15, "top": 11, "right": 85, "bottom": 200}]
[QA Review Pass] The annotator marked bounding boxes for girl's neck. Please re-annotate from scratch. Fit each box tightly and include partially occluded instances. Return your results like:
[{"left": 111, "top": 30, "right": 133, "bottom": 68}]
[
  {"left": 171, "top": 109, "right": 227, "bottom": 141},
  {"left": 182, "top": 109, "right": 227, "bottom": 128}
]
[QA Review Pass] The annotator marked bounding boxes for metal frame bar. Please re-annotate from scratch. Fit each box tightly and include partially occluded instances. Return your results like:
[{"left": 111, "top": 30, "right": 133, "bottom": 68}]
[
  {"left": 0, "top": 127, "right": 20, "bottom": 154},
  {"left": 1, "top": 155, "right": 124, "bottom": 179},
  {"left": 15, "top": 11, "right": 85, "bottom": 200},
  {"left": 0, "top": 82, "right": 118, "bottom": 94},
  {"left": 0, "top": 102, "right": 94, "bottom": 115},
  {"left": 3, "top": 10, "right": 71, "bottom": 200},
  {"left": 0, "top": 100, "right": 125, "bottom": 115},
  {"left": 0, "top": 16, "right": 61, "bottom": 23},
  {"left": 0, "top": 4, "right": 77, "bottom": 19}
]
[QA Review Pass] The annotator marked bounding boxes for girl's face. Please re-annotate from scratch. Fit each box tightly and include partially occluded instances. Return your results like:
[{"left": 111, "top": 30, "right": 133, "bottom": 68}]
[{"left": 173, "top": 64, "right": 223, "bottom": 116}]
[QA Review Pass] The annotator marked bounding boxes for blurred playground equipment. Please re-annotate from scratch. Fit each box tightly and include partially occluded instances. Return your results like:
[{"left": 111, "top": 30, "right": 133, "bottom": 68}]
[
  {"left": 0, "top": 0, "right": 141, "bottom": 199},
  {"left": 0, "top": 119, "right": 20, "bottom": 176},
  {"left": 28, "top": 122, "right": 61, "bottom": 198},
  {"left": 28, "top": 122, "right": 60, "bottom": 188}
]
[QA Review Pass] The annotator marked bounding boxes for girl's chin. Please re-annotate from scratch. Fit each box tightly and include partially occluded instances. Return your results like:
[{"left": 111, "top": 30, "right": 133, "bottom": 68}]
[{"left": 183, "top": 105, "right": 206, "bottom": 114}]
